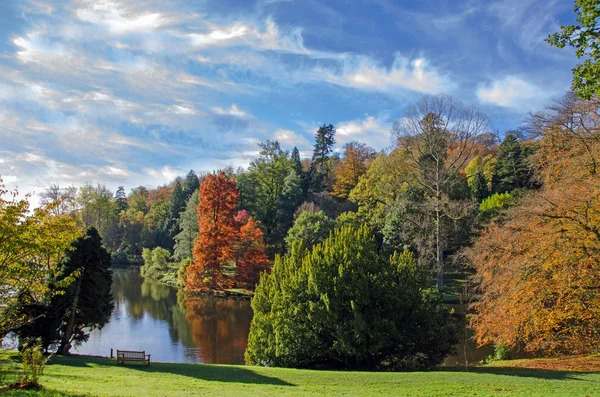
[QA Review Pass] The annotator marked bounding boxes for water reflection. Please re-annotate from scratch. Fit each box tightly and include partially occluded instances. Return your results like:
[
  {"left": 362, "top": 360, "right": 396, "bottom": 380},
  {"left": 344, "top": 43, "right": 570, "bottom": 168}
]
[
  {"left": 75, "top": 269, "right": 490, "bottom": 366},
  {"left": 74, "top": 268, "right": 252, "bottom": 364}
]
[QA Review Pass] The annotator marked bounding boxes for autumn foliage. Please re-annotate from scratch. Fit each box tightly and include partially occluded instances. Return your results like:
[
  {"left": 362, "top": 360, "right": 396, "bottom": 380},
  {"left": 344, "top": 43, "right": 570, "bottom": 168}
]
[
  {"left": 186, "top": 173, "right": 270, "bottom": 291},
  {"left": 188, "top": 172, "right": 240, "bottom": 290},
  {"left": 467, "top": 94, "right": 600, "bottom": 355}
]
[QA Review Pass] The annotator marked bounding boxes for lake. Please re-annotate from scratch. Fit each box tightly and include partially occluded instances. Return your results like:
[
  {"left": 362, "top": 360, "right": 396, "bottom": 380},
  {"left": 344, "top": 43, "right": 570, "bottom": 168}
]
[
  {"left": 74, "top": 268, "right": 252, "bottom": 364},
  {"left": 74, "top": 268, "right": 493, "bottom": 366}
]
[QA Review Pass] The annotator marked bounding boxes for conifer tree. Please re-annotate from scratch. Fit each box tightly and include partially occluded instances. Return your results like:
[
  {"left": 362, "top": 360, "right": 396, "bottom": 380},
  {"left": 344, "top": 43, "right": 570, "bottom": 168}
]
[
  {"left": 246, "top": 225, "right": 457, "bottom": 369},
  {"left": 187, "top": 172, "right": 239, "bottom": 290}
]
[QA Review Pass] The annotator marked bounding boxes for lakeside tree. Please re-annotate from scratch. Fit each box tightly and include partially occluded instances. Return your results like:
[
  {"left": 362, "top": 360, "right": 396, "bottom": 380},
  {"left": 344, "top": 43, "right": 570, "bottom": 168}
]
[
  {"left": 467, "top": 94, "right": 600, "bottom": 355},
  {"left": 547, "top": 0, "right": 600, "bottom": 99},
  {"left": 187, "top": 172, "right": 239, "bottom": 290},
  {"left": 53, "top": 228, "right": 114, "bottom": 354},
  {"left": 173, "top": 190, "right": 199, "bottom": 261},
  {"left": 234, "top": 215, "right": 271, "bottom": 289},
  {"left": 392, "top": 94, "right": 489, "bottom": 290},
  {"left": 245, "top": 225, "right": 458, "bottom": 370},
  {"left": 0, "top": 182, "right": 80, "bottom": 336}
]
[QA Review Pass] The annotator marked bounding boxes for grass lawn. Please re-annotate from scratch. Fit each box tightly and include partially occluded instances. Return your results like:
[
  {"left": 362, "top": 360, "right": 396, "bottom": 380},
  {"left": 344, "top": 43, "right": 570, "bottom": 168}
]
[{"left": 1, "top": 353, "right": 599, "bottom": 396}]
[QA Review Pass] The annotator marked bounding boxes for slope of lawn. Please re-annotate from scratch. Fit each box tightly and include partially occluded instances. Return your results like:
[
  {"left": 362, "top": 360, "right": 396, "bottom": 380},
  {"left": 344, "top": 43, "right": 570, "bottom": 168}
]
[{"left": 1, "top": 352, "right": 599, "bottom": 397}]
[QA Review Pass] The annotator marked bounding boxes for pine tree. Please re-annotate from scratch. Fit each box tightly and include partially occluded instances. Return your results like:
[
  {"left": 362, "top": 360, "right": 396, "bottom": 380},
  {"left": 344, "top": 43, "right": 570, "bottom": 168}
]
[
  {"left": 183, "top": 170, "right": 200, "bottom": 200},
  {"left": 291, "top": 146, "right": 303, "bottom": 176},
  {"left": 115, "top": 186, "right": 128, "bottom": 213},
  {"left": 311, "top": 124, "right": 336, "bottom": 191},
  {"left": 493, "top": 134, "right": 531, "bottom": 193}
]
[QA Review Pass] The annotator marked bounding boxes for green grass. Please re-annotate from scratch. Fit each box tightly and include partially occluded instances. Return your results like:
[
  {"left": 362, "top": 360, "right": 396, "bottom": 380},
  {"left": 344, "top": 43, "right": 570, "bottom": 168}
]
[{"left": 1, "top": 353, "right": 599, "bottom": 396}]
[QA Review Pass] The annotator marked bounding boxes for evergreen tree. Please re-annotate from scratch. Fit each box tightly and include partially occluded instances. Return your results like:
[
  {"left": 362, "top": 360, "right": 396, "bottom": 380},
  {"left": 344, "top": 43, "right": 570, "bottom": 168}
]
[
  {"left": 291, "top": 146, "right": 303, "bottom": 177},
  {"left": 246, "top": 225, "right": 458, "bottom": 370},
  {"left": 183, "top": 170, "right": 200, "bottom": 200},
  {"left": 53, "top": 228, "right": 114, "bottom": 354},
  {"left": 165, "top": 181, "right": 186, "bottom": 243},
  {"left": 115, "top": 186, "right": 128, "bottom": 213},
  {"left": 173, "top": 190, "right": 199, "bottom": 261},
  {"left": 275, "top": 170, "right": 304, "bottom": 245},
  {"left": 311, "top": 124, "right": 336, "bottom": 192},
  {"left": 493, "top": 134, "right": 531, "bottom": 194}
]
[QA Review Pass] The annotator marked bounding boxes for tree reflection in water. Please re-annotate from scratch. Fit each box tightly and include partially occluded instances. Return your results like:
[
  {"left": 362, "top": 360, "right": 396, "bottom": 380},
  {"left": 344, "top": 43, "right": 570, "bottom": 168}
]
[{"left": 76, "top": 269, "right": 252, "bottom": 364}]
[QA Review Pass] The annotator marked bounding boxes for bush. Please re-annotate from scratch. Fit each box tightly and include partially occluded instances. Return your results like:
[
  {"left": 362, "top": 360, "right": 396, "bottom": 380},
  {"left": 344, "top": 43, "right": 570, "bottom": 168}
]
[
  {"left": 479, "top": 192, "right": 511, "bottom": 222},
  {"left": 245, "top": 225, "right": 458, "bottom": 370},
  {"left": 486, "top": 344, "right": 516, "bottom": 363},
  {"left": 14, "top": 341, "right": 49, "bottom": 390}
]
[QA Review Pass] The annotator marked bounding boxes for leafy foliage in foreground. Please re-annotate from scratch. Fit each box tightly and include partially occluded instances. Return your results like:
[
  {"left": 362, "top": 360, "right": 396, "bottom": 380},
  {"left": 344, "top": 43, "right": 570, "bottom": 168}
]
[{"left": 246, "top": 225, "right": 458, "bottom": 370}]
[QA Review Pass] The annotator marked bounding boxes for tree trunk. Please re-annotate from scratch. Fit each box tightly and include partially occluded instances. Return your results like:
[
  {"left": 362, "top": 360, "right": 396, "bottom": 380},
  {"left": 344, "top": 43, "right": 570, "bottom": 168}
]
[{"left": 60, "top": 275, "right": 82, "bottom": 355}]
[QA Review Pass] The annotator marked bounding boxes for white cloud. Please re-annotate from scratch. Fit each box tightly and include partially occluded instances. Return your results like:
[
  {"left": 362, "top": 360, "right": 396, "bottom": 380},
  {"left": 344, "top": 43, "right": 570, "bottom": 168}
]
[
  {"left": 336, "top": 116, "right": 391, "bottom": 149},
  {"left": 273, "top": 129, "right": 312, "bottom": 150},
  {"left": 144, "top": 165, "right": 180, "bottom": 182},
  {"left": 168, "top": 104, "right": 199, "bottom": 115},
  {"left": 314, "top": 54, "right": 455, "bottom": 95},
  {"left": 210, "top": 104, "right": 250, "bottom": 118},
  {"left": 476, "top": 76, "right": 553, "bottom": 110},
  {"left": 189, "top": 24, "right": 249, "bottom": 47}
]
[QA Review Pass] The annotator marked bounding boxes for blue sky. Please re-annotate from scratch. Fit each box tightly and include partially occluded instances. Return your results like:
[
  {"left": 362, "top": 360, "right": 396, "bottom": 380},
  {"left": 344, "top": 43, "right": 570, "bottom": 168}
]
[{"left": 0, "top": 0, "right": 578, "bottom": 202}]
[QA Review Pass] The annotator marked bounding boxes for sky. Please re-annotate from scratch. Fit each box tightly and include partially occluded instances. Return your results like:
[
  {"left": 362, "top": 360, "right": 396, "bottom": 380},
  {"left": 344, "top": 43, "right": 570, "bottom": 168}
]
[{"left": 0, "top": 0, "right": 579, "bottom": 204}]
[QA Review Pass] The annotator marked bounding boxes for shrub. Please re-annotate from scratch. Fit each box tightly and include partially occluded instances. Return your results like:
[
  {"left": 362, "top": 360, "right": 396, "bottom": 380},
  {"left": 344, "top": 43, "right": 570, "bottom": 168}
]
[
  {"left": 14, "top": 341, "right": 49, "bottom": 390},
  {"left": 245, "top": 225, "right": 458, "bottom": 370}
]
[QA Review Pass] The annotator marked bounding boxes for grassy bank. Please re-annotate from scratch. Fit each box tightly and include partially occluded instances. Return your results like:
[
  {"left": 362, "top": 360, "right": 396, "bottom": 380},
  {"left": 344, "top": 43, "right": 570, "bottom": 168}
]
[{"left": 1, "top": 353, "right": 599, "bottom": 396}]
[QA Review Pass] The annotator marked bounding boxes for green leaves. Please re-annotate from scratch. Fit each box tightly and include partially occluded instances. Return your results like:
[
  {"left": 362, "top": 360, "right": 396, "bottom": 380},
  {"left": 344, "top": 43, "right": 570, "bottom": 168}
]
[
  {"left": 246, "top": 225, "right": 458, "bottom": 370},
  {"left": 547, "top": 0, "right": 600, "bottom": 99}
]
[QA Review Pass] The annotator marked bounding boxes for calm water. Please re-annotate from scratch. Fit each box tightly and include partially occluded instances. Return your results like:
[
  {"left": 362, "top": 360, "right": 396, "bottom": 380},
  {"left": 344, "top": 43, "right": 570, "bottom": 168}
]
[
  {"left": 74, "top": 268, "right": 492, "bottom": 366},
  {"left": 74, "top": 268, "right": 252, "bottom": 364}
]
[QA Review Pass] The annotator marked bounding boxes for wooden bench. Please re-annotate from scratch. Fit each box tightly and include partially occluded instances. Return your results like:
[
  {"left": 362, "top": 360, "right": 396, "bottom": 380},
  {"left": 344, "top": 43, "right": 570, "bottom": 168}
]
[{"left": 116, "top": 350, "right": 151, "bottom": 366}]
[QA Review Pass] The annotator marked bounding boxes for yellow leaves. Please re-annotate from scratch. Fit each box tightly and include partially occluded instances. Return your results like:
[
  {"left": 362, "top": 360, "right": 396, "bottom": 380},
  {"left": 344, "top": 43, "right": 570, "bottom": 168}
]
[
  {"left": 468, "top": 96, "right": 600, "bottom": 355},
  {"left": 0, "top": 181, "right": 81, "bottom": 322}
]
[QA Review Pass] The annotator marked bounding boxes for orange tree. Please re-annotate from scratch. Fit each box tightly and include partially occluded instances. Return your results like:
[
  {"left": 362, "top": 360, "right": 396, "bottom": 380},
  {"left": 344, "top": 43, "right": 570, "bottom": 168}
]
[
  {"left": 467, "top": 94, "right": 600, "bottom": 355},
  {"left": 187, "top": 172, "right": 239, "bottom": 290}
]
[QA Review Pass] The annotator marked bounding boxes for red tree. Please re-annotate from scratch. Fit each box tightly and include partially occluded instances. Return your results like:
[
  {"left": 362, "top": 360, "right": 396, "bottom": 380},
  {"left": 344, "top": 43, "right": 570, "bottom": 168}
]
[
  {"left": 187, "top": 172, "right": 239, "bottom": 290},
  {"left": 235, "top": 213, "right": 270, "bottom": 289}
]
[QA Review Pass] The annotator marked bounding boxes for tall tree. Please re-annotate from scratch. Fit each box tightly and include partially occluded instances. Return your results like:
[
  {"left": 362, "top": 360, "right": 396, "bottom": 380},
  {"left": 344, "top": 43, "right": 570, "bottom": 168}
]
[
  {"left": 547, "top": 0, "right": 600, "bottom": 99},
  {"left": 493, "top": 134, "right": 532, "bottom": 194},
  {"left": 173, "top": 190, "right": 199, "bottom": 261},
  {"left": 115, "top": 186, "right": 128, "bottom": 213},
  {"left": 235, "top": 215, "right": 271, "bottom": 289},
  {"left": 166, "top": 181, "right": 186, "bottom": 240},
  {"left": 291, "top": 146, "right": 303, "bottom": 176},
  {"left": 468, "top": 94, "right": 600, "bottom": 355},
  {"left": 311, "top": 124, "right": 336, "bottom": 191},
  {"left": 274, "top": 170, "right": 304, "bottom": 243},
  {"left": 187, "top": 172, "right": 239, "bottom": 290},
  {"left": 392, "top": 94, "right": 488, "bottom": 290},
  {"left": 332, "top": 142, "right": 375, "bottom": 199},
  {"left": 183, "top": 170, "right": 200, "bottom": 200},
  {"left": 53, "top": 228, "right": 114, "bottom": 354},
  {"left": 246, "top": 140, "right": 292, "bottom": 248}
]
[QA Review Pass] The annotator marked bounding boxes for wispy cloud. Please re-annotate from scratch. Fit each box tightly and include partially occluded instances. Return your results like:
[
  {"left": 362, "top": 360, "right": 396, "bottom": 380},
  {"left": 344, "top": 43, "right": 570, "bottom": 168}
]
[
  {"left": 314, "top": 54, "right": 455, "bottom": 95},
  {"left": 476, "top": 76, "right": 555, "bottom": 111}
]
